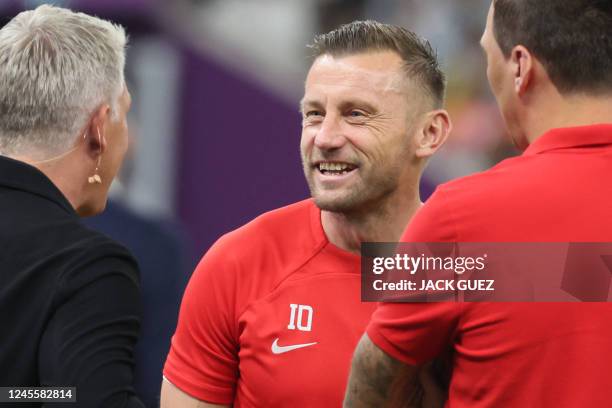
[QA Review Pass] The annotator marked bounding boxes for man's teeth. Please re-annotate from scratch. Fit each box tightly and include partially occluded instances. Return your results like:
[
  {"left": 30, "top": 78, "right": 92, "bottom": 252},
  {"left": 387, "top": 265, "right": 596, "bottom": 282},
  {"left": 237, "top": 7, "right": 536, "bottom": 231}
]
[{"left": 318, "top": 162, "right": 354, "bottom": 171}]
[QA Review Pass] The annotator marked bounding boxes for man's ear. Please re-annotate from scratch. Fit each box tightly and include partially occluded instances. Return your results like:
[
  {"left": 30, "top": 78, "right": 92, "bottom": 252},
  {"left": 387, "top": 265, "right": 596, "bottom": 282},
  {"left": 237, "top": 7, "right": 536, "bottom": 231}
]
[
  {"left": 84, "top": 104, "right": 110, "bottom": 158},
  {"left": 415, "top": 109, "right": 452, "bottom": 159},
  {"left": 510, "top": 45, "right": 533, "bottom": 96}
]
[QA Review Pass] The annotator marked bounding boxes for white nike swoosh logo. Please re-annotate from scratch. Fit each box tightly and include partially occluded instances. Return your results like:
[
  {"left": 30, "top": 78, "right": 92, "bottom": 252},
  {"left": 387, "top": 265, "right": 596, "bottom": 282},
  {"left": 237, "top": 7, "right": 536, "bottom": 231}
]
[{"left": 271, "top": 338, "right": 318, "bottom": 355}]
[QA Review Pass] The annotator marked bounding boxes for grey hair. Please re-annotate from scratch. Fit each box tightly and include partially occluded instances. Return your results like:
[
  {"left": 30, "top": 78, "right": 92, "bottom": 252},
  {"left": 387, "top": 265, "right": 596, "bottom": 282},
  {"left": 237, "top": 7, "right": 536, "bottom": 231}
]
[{"left": 0, "top": 4, "right": 127, "bottom": 157}]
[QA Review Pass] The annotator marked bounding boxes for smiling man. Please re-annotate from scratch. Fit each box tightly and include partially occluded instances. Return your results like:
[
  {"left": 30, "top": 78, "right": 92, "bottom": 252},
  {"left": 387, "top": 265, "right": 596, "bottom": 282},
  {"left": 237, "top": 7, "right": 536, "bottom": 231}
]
[{"left": 161, "top": 20, "right": 451, "bottom": 408}]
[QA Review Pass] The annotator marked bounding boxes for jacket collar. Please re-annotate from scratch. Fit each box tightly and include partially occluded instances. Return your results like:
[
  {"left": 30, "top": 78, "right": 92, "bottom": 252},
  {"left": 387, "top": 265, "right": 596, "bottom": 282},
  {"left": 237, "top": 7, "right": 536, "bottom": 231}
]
[{"left": 0, "top": 155, "right": 77, "bottom": 217}]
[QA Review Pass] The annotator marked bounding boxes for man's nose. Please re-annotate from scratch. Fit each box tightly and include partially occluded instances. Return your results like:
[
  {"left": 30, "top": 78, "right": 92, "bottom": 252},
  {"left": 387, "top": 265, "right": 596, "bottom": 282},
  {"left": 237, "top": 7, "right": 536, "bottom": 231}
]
[{"left": 314, "top": 114, "right": 346, "bottom": 150}]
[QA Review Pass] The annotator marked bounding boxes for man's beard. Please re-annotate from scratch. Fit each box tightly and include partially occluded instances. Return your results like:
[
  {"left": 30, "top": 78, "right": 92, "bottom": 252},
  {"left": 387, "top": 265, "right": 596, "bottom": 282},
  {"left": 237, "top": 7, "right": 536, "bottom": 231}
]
[{"left": 304, "top": 166, "right": 399, "bottom": 214}]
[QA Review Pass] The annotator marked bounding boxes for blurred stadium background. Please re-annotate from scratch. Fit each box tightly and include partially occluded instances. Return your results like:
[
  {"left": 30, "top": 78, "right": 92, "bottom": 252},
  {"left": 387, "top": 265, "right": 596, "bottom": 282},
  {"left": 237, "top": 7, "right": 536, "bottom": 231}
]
[{"left": 0, "top": 1, "right": 516, "bottom": 405}]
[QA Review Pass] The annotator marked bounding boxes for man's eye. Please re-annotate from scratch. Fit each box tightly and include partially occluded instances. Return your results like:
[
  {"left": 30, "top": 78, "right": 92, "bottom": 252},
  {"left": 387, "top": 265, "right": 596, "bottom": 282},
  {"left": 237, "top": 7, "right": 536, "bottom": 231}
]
[
  {"left": 349, "top": 110, "right": 365, "bottom": 117},
  {"left": 306, "top": 110, "right": 323, "bottom": 117}
]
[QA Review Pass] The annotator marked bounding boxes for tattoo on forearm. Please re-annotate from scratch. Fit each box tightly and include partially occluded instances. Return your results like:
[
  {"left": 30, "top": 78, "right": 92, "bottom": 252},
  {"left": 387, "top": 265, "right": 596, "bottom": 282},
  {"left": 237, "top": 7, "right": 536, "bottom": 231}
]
[{"left": 344, "top": 336, "right": 422, "bottom": 408}]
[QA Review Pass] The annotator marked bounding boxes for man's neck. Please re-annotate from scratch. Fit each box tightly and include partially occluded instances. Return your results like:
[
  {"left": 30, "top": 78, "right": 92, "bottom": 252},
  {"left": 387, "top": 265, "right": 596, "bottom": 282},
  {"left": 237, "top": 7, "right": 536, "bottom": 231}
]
[
  {"left": 525, "top": 94, "right": 612, "bottom": 145},
  {"left": 321, "top": 195, "right": 422, "bottom": 254}
]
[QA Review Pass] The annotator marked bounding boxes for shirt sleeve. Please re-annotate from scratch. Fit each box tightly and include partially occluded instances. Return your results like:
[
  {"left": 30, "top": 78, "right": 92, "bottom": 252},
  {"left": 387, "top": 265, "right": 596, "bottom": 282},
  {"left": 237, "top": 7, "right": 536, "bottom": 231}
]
[
  {"left": 38, "top": 244, "right": 144, "bottom": 408},
  {"left": 367, "top": 188, "right": 463, "bottom": 365},
  {"left": 163, "top": 235, "right": 240, "bottom": 405}
]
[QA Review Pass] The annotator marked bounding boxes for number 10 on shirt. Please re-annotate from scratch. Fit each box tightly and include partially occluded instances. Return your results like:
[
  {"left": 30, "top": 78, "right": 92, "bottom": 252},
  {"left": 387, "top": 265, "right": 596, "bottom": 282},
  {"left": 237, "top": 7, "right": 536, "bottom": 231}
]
[{"left": 287, "top": 304, "right": 313, "bottom": 332}]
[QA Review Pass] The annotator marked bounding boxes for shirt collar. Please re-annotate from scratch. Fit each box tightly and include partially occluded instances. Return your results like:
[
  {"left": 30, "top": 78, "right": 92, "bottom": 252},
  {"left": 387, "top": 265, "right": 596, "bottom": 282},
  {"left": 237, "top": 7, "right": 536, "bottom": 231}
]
[
  {"left": 524, "top": 124, "right": 612, "bottom": 156},
  {"left": 0, "top": 155, "right": 77, "bottom": 216}
]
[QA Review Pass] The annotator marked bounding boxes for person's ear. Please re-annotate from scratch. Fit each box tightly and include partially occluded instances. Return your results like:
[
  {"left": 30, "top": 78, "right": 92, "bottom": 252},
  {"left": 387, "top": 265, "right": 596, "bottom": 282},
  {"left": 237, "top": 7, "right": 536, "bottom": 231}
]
[
  {"left": 84, "top": 104, "right": 110, "bottom": 158},
  {"left": 510, "top": 45, "right": 533, "bottom": 96},
  {"left": 415, "top": 109, "right": 452, "bottom": 159}
]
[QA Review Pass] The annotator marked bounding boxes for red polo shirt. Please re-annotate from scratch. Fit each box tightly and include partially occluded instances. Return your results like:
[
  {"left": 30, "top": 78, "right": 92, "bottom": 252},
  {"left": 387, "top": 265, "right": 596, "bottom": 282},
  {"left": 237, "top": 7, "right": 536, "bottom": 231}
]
[{"left": 367, "top": 124, "right": 612, "bottom": 407}]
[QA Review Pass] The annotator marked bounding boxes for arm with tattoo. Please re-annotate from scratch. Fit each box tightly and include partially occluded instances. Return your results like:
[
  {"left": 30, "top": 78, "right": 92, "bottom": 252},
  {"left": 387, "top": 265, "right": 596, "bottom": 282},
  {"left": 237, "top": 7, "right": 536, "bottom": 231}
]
[
  {"left": 344, "top": 334, "right": 447, "bottom": 408},
  {"left": 344, "top": 333, "right": 420, "bottom": 408}
]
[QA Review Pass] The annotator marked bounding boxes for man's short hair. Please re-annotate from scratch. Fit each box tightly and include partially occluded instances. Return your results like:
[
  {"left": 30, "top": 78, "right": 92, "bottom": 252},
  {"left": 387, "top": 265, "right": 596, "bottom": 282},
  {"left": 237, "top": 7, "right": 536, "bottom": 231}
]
[
  {"left": 309, "top": 20, "right": 446, "bottom": 108},
  {"left": 0, "top": 5, "right": 127, "bottom": 156},
  {"left": 493, "top": 0, "right": 612, "bottom": 94}
]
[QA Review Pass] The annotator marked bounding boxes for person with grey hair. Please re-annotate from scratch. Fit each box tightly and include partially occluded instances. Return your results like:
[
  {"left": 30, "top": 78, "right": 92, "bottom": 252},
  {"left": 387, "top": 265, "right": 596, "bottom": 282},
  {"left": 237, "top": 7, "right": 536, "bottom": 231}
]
[
  {"left": 0, "top": 5, "right": 143, "bottom": 407},
  {"left": 161, "top": 20, "right": 451, "bottom": 408}
]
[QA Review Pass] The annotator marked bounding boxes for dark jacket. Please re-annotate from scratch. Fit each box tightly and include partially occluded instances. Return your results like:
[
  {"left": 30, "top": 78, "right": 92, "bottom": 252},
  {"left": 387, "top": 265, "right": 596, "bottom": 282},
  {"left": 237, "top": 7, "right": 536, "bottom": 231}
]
[{"left": 0, "top": 156, "right": 144, "bottom": 407}]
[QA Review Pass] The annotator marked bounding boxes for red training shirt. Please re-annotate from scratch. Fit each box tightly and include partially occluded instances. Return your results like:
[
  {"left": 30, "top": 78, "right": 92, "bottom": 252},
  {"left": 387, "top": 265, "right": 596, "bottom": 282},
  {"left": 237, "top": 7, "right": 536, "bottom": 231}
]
[
  {"left": 368, "top": 124, "right": 612, "bottom": 407},
  {"left": 164, "top": 199, "right": 376, "bottom": 407}
]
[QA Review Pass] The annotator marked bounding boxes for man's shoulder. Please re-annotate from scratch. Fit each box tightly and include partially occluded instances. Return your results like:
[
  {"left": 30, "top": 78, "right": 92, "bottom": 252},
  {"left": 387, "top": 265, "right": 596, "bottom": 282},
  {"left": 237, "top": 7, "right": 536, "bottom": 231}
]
[
  {"left": 197, "top": 199, "right": 323, "bottom": 285},
  {"left": 0, "top": 211, "right": 139, "bottom": 301},
  {"left": 76, "top": 223, "right": 138, "bottom": 264},
  {"left": 408, "top": 155, "right": 543, "bottom": 241},
  {"left": 434, "top": 155, "right": 528, "bottom": 204},
  {"left": 56, "top": 223, "right": 140, "bottom": 287},
  {"left": 1, "top": 194, "right": 136, "bottom": 270},
  {"left": 217, "top": 198, "right": 320, "bottom": 252}
]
